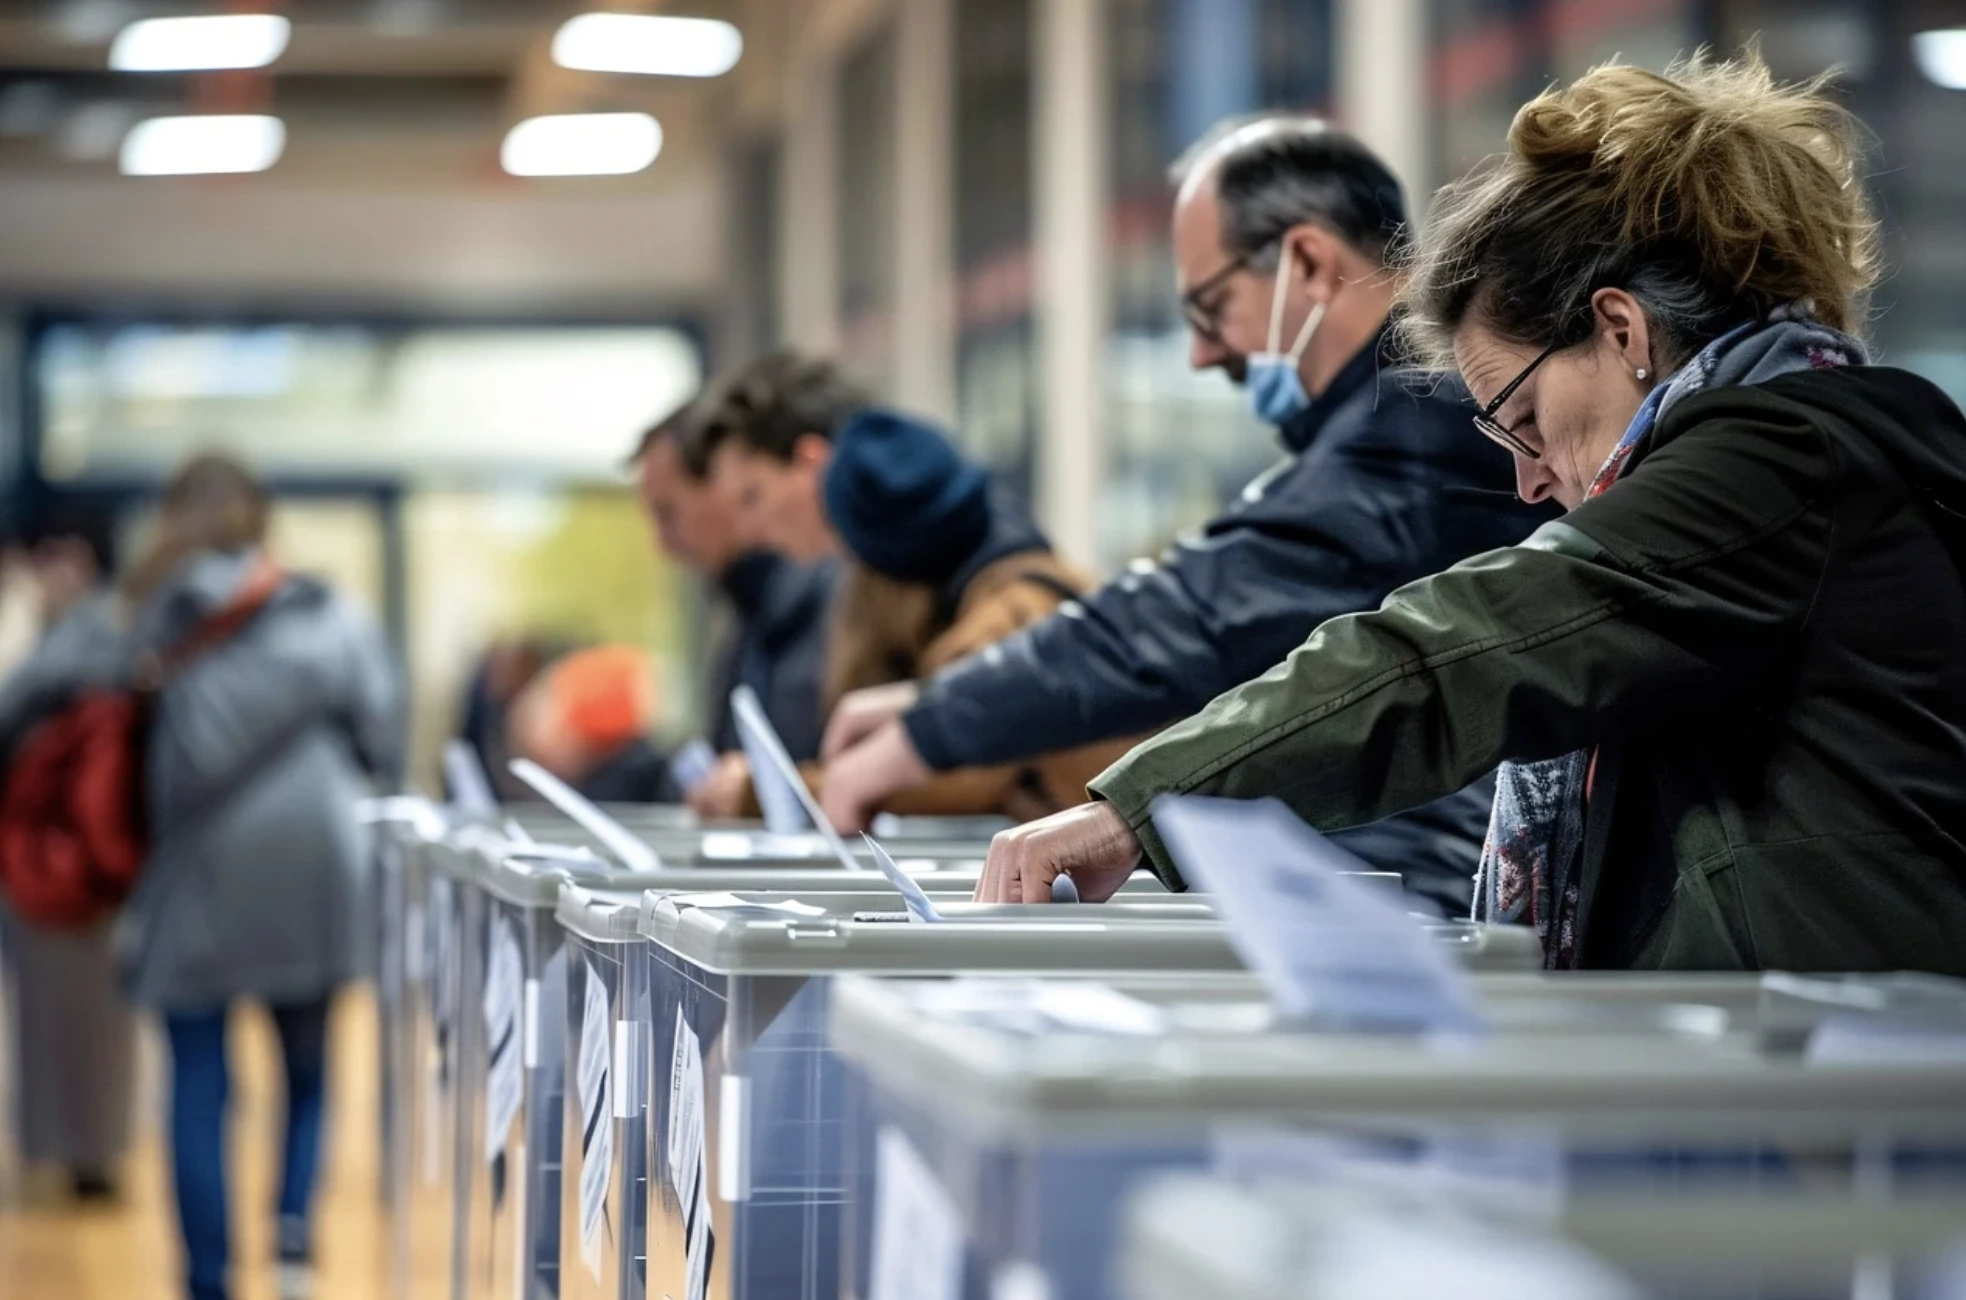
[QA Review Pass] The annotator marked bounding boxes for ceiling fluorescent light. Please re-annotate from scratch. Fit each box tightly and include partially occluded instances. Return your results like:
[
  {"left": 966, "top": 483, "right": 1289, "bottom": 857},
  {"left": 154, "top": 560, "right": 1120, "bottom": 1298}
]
[
  {"left": 552, "top": 13, "right": 742, "bottom": 77},
  {"left": 121, "top": 114, "right": 285, "bottom": 175},
  {"left": 1914, "top": 29, "right": 1966, "bottom": 90},
  {"left": 502, "top": 113, "right": 662, "bottom": 177},
  {"left": 109, "top": 14, "right": 291, "bottom": 72}
]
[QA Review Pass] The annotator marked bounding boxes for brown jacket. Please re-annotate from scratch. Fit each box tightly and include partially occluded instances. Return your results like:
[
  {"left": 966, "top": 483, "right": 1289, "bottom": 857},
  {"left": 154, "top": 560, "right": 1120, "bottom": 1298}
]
[{"left": 751, "top": 550, "right": 1145, "bottom": 821}]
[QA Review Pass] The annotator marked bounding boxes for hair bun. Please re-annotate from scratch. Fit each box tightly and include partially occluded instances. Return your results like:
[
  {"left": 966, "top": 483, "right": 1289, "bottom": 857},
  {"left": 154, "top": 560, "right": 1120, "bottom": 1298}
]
[
  {"left": 1506, "top": 54, "right": 1874, "bottom": 316},
  {"left": 1509, "top": 89, "right": 1623, "bottom": 169},
  {"left": 1401, "top": 50, "right": 1877, "bottom": 369}
]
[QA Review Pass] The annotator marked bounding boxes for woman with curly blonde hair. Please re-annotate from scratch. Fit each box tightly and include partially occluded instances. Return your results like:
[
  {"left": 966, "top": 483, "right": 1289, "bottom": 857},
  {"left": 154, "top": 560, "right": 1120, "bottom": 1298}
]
[{"left": 976, "top": 53, "right": 1966, "bottom": 976}]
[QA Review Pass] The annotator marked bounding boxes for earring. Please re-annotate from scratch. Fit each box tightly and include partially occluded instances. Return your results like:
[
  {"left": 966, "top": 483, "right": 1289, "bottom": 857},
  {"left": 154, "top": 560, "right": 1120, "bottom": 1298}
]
[{"left": 1635, "top": 368, "right": 1649, "bottom": 382}]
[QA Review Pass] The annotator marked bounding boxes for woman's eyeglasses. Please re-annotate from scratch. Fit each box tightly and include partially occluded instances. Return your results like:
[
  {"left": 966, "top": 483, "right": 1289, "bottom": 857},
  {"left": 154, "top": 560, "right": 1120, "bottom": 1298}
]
[{"left": 1472, "top": 342, "right": 1560, "bottom": 460}]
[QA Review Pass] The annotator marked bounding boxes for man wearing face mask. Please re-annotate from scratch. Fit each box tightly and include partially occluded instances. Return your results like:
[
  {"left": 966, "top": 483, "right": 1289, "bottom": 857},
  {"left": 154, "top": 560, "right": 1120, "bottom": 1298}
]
[{"left": 820, "top": 117, "right": 1550, "bottom": 914}]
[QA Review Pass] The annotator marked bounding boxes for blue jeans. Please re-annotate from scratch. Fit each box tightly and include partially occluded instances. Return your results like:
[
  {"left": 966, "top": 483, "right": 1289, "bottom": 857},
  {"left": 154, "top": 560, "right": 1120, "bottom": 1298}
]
[{"left": 165, "top": 1000, "right": 332, "bottom": 1300}]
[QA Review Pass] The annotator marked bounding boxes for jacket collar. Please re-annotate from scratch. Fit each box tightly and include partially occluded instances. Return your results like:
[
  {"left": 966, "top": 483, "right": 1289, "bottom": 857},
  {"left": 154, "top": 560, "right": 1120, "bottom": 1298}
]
[
  {"left": 937, "top": 490, "right": 1050, "bottom": 612},
  {"left": 718, "top": 551, "right": 780, "bottom": 619},
  {"left": 1275, "top": 321, "right": 1395, "bottom": 454}
]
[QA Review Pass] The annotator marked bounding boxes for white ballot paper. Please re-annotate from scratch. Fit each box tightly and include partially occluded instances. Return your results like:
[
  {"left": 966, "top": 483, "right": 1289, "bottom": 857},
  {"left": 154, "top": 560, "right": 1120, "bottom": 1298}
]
[
  {"left": 577, "top": 961, "right": 614, "bottom": 1281},
  {"left": 736, "top": 684, "right": 1013, "bottom": 917},
  {"left": 667, "top": 1008, "right": 713, "bottom": 1300},
  {"left": 444, "top": 739, "right": 500, "bottom": 817},
  {"left": 731, "top": 685, "right": 869, "bottom": 868},
  {"left": 670, "top": 739, "right": 719, "bottom": 795},
  {"left": 1151, "top": 795, "right": 1486, "bottom": 1034},
  {"left": 508, "top": 758, "right": 663, "bottom": 873},
  {"left": 731, "top": 685, "right": 813, "bottom": 835},
  {"left": 861, "top": 835, "right": 944, "bottom": 923},
  {"left": 483, "top": 916, "right": 526, "bottom": 1160}
]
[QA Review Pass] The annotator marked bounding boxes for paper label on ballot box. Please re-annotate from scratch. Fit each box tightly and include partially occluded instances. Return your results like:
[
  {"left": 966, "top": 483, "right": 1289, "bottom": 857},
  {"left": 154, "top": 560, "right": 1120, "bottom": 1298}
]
[
  {"left": 483, "top": 916, "right": 525, "bottom": 1161},
  {"left": 870, "top": 1126, "right": 963, "bottom": 1300},
  {"left": 666, "top": 1009, "right": 705, "bottom": 1205},
  {"left": 577, "top": 960, "right": 614, "bottom": 1281},
  {"left": 1151, "top": 795, "right": 1486, "bottom": 1034}
]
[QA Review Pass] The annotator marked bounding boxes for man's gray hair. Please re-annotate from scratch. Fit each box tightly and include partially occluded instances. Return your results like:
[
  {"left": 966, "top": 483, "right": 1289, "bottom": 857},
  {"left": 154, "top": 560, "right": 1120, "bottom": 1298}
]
[{"left": 1170, "top": 113, "right": 1409, "bottom": 269}]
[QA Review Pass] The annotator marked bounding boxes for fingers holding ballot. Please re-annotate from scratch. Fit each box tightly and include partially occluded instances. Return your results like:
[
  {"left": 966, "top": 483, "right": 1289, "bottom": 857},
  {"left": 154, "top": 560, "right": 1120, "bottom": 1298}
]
[{"left": 974, "top": 802, "right": 1144, "bottom": 904}]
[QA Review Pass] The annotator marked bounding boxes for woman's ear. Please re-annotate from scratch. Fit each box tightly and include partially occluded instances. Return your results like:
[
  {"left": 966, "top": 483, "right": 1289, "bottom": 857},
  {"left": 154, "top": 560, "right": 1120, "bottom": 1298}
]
[{"left": 1590, "top": 287, "right": 1656, "bottom": 378}]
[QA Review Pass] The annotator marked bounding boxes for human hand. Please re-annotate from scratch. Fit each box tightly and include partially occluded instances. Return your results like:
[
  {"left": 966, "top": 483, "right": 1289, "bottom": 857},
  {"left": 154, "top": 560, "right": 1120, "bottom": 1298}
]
[
  {"left": 821, "top": 680, "right": 921, "bottom": 762},
  {"left": 974, "top": 802, "right": 1142, "bottom": 904},
  {"left": 687, "top": 752, "right": 753, "bottom": 821},
  {"left": 818, "top": 719, "right": 932, "bottom": 834}
]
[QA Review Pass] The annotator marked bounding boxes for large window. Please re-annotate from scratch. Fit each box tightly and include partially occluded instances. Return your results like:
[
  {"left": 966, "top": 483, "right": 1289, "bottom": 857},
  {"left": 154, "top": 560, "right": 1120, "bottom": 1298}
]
[
  {"left": 1424, "top": 0, "right": 1966, "bottom": 409},
  {"left": 730, "top": 136, "right": 784, "bottom": 361},
  {"left": 1102, "top": 0, "right": 1338, "bottom": 570},
  {"left": 1717, "top": 0, "right": 1966, "bottom": 406},
  {"left": 1429, "top": 0, "right": 1707, "bottom": 188},
  {"left": 34, "top": 320, "right": 702, "bottom": 482},
  {"left": 953, "top": 0, "right": 1040, "bottom": 501},
  {"left": 28, "top": 317, "right": 706, "bottom": 787},
  {"left": 837, "top": 22, "right": 901, "bottom": 395}
]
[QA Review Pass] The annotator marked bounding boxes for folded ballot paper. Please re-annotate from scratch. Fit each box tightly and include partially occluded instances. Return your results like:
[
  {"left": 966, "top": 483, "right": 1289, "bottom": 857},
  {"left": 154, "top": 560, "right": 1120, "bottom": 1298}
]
[
  {"left": 731, "top": 685, "right": 1075, "bottom": 919},
  {"left": 508, "top": 758, "right": 663, "bottom": 873},
  {"left": 443, "top": 738, "right": 501, "bottom": 817},
  {"left": 731, "top": 684, "right": 815, "bottom": 836},
  {"left": 732, "top": 685, "right": 943, "bottom": 920},
  {"left": 1151, "top": 795, "right": 1486, "bottom": 1035},
  {"left": 669, "top": 738, "right": 719, "bottom": 797}
]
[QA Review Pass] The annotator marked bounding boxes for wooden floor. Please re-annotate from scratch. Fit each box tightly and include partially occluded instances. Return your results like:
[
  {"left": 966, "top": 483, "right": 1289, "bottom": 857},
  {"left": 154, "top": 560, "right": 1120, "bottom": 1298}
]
[{"left": 0, "top": 991, "right": 391, "bottom": 1300}]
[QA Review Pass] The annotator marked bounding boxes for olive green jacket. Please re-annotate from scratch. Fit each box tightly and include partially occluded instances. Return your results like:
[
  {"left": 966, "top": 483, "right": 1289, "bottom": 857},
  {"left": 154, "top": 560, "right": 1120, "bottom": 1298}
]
[{"left": 1091, "top": 368, "right": 1966, "bottom": 973}]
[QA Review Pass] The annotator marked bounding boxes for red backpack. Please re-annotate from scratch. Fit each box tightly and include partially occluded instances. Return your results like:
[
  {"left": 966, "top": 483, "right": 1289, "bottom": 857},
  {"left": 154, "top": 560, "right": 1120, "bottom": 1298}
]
[{"left": 0, "top": 560, "right": 283, "bottom": 929}]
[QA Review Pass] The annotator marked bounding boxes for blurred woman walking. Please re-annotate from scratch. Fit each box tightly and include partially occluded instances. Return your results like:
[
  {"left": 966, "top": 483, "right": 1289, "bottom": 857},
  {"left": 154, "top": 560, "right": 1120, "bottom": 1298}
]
[{"left": 117, "top": 455, "right": 403, "bottom": 1300}]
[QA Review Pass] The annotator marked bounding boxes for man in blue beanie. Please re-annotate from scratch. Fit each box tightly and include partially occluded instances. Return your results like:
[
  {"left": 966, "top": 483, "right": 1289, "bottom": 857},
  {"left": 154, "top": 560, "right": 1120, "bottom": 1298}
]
[
  {"left": 817, "top": 116, "right": 1556, "bottom": 918},
  {"left": 693, "top": 375, "right": 1138, "bottom": 820}
]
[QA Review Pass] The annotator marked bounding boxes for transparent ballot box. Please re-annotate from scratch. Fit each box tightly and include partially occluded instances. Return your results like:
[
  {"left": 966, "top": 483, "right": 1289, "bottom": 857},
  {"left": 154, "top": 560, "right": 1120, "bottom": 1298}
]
[
  {"left": 557, "top": 885, "right": 657, "bottom": 1300},
  {"left": 1118, "top": 1175, "right": 1966, "bottom": 1300},
  {"left": 441, "top": 839, "right": 1028, "bottom": 1300},
  {"left": 634, "top": 888, "right": 1535, "bottom": 1300},
  {"left": 491, "top": 805, "right": 1002, "bottom": 872},
  {"left": 408, "top": 830, "right": 481, "bottom": 1300},
  {"left": 829, "top": 972, "right": 1966, "bottom": 1300},
  {"left": 366, "top": 796, "right": 449, "bottom": 1300}
]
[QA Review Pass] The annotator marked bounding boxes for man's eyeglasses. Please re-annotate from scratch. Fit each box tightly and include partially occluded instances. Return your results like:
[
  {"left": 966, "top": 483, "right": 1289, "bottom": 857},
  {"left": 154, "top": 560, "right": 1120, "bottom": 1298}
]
[
  {"left": 1472, "top": 342, "right": 1560, "bottom": 460},
  {"left": 1180, "top": 253, "right": 1251, "bottom": 344}
]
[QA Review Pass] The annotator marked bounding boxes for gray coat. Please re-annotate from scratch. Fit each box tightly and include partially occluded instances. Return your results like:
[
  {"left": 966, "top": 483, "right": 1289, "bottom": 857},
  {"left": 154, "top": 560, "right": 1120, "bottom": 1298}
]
[
  {"left": 117, "top": 550, "right": 403, "bottom": 1010},
  {"left": 0, "top": 594, "right": 137, "bottom": 1170}
]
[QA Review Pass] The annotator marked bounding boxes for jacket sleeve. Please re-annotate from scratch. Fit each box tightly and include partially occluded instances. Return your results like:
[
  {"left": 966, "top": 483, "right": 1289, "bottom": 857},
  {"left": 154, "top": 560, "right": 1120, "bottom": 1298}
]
[
  {"left": 903, "top": 404, "right": 1518, "bottom": 772},
  {"left": 1088, "top": 395, "right": 1840, "bottom": 885}
]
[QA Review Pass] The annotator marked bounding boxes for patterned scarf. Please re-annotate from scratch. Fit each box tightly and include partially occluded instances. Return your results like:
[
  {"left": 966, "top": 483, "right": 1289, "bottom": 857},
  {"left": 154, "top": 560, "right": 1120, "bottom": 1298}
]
[{"left": 1473, "top": 305, "right": 1867, "bottom": 967}]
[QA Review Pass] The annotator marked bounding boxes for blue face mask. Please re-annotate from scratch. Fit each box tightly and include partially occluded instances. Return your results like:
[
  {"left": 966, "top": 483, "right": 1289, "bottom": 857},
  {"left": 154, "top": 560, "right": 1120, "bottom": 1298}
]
[{"left": 1246, "top": 254, "right": 1328, "bottom": 427}]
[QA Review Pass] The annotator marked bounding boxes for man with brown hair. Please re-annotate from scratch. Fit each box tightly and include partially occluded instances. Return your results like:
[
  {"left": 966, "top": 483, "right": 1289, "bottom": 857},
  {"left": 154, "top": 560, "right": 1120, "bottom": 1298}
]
[{"left": 628, "top": 404, "right": 835, "bottom": 765}]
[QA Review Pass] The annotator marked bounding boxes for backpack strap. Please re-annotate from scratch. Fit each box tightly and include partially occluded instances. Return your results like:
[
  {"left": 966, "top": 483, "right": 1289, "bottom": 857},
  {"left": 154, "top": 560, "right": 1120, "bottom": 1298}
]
[{"left": 132, "top": 557, "right": 285, "bottom": 691}]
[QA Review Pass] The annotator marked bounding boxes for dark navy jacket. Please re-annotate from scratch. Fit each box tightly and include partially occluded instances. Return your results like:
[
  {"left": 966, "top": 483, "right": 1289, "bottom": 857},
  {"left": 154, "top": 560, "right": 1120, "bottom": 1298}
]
[
  {"left": 707, "top": 553, "right": 837, "bottom": 762},
  {"left": 902, "top": 329, "right": 1555, "bottom": 916}
]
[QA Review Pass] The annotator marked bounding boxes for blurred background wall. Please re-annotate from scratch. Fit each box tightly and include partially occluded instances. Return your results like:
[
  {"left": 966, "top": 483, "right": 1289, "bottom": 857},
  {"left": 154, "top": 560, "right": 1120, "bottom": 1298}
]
[{"left": 0, "top": 0, "right": 1960, "bottom": 784}]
